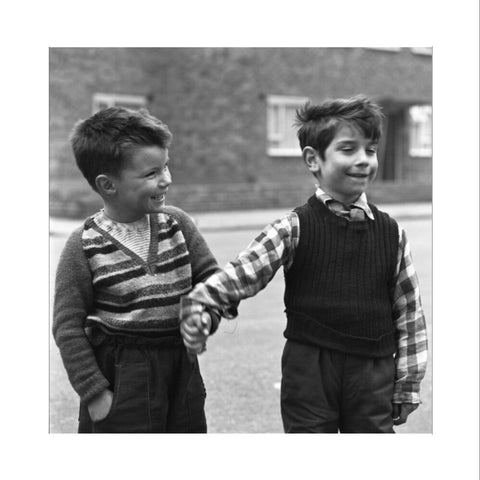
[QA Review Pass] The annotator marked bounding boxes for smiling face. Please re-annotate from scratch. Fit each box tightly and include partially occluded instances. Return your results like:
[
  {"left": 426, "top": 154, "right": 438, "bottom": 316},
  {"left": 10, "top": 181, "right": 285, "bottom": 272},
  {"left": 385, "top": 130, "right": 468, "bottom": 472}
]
[
  {"left": 305, "top": 123, "right": 378, "bottom": 204},
  {"left": 103, "top": 145, "right": 172, "bottom": 222}
]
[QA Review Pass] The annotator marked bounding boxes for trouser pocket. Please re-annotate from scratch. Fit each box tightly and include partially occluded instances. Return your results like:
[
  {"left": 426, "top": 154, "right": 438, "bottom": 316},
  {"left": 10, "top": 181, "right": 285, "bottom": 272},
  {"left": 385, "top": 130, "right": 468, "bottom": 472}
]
[
  {"left": 78, "top": 328, "right": 207, "bottom": 433},
  {"left": 167, "top": 353, "right": 207, "bottom": 433},
  {"left": 92, "top": 359, "right": 151, "bottom": 433},
  {"left": 78, "top": 338, "right": 152, "bottom": 433}
]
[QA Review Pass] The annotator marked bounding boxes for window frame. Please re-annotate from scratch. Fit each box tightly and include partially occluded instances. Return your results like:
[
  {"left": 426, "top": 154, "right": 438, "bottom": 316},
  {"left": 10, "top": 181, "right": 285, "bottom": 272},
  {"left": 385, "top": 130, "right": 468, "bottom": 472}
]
[
  {"left": 365, "top": 47, "right": 402, "bottom": 52},
  {"left": 267, "top": 95, "right": 309, "bottom": 157},
  {"left": 92, "top": 92, "right": 147, "bottom": 113},
  {"left": 411, "top": 47, "right": 433, "bottom": 56},
  {"left": 408, "top": 104, "right": 432, "bottom": 158}
]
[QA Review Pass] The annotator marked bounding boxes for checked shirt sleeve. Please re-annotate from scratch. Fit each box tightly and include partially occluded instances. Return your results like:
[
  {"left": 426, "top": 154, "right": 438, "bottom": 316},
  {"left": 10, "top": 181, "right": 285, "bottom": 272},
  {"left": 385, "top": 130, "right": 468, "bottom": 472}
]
[
  {"left": 187, "top": 212, "right": 299, "bottom": 318},
  {"left": 391, "top": 226, "right": 428, "bottom": 404}
]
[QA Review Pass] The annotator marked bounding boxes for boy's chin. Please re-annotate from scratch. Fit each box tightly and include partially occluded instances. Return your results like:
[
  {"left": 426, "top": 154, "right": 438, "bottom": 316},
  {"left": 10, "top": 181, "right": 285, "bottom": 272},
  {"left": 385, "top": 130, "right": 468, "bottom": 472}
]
[{"left": 149, "top": 198, "right": 166, "bottom": 210}]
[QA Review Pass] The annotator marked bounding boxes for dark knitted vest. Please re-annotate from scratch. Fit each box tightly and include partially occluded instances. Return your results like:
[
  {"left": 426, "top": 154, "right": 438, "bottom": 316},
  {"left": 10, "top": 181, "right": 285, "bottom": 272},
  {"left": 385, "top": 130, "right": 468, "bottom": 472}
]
[{"left": 283, "top": 195, "right": 399, "bottom": 357}]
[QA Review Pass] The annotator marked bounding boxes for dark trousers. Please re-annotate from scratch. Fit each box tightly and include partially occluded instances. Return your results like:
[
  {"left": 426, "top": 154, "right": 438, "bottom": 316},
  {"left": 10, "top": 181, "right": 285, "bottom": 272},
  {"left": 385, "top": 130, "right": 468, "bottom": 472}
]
[
  {"left": 78, "top": 327, "right": 207, "bottom": 433},
  {"left": 281, "top": 340, "right": 395, "bottom": 433}
]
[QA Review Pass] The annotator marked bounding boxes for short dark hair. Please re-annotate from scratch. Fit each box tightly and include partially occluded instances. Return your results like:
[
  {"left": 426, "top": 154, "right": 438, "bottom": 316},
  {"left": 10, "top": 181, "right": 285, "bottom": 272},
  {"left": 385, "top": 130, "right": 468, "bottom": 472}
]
[
  {"left": 295, "top": 95, "right": 384, "bottom": 159},
  {"left": 69, "top": 107, "right": 172, "bottom": 191}
]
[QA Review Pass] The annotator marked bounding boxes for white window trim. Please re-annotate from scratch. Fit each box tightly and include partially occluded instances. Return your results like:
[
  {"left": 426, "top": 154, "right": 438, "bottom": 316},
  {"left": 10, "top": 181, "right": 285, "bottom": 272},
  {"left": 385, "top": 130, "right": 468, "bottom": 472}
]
[
  {"left": 267, "top": 95, "right": 308, "bottom": 157},
  {"left": 92, "top": 93, "right": 147, "bottom": 113},
  {"left": 365, "top": 47, "right": 401, "bottom": 52},
  {"left": 409, "top": 146, "right": 432, "bottom": 157},
  {"left": 411, "top": 47, "right": 432, "bottom": 56},
  {"left": 408, "top": 105, "right": 432, "bottom": 157},
  {"left": 267, "top": 95, "right": 309, "bottom": 106}
]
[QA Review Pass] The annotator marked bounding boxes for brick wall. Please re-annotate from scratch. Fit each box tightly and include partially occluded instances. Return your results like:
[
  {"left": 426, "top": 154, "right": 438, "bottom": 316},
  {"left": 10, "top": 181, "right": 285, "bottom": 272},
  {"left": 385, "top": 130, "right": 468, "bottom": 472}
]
[
  {"left": 50, "top": 47, "right": 432, "bottom": 217},
  {"left": 50, "top": 177, "right": 431, "bottom": 219}
]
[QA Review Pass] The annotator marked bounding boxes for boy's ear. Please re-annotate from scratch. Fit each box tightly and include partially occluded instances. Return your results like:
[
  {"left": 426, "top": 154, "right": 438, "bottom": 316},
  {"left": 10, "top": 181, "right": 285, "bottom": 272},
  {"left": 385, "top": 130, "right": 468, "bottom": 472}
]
[
  {"left": 302, "top": 146, "right": 322, "bottom": 174},
  {"left": 95, "top": 174, "right": 116, "bottom": 196}
]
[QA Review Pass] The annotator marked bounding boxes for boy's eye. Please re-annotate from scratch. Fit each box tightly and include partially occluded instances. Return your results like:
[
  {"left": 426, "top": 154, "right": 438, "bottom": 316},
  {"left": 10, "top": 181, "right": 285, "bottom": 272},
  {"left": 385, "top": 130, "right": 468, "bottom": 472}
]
[{"left": 146, "top": 171, "right": 157, "bottom": 178}]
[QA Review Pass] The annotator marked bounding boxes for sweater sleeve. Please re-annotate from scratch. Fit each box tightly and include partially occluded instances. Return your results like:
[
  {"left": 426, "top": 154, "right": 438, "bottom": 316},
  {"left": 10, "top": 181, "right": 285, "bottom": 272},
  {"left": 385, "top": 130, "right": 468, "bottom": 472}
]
[
  {"left": 52, "top": 226, "right": 110, "bottom": 403},
  {"left": 391, "top": 226, "right": 428, "bottom": 404},
  {"left": 163, "top": 206, "right": 219, "bottom": 283},
  {"left": 162, "top": 206, "right": 222, "bottom": 333}
]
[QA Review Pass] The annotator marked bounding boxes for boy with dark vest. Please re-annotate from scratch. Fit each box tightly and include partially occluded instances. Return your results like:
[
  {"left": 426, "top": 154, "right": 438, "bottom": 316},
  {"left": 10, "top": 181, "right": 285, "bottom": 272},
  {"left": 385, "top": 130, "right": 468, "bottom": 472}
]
[
  {"left": 53, "top": 107, "right": 219, "bottom": 433},
  {"left": 180, "top": 95, "right": 428, "bottom": 433}
]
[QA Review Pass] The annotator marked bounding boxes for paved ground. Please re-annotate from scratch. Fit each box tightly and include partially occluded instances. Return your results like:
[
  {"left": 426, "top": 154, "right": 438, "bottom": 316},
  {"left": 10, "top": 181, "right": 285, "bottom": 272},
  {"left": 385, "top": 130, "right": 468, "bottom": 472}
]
[{"left": 49, "top": 203, "right": 432, "bottom": 433}]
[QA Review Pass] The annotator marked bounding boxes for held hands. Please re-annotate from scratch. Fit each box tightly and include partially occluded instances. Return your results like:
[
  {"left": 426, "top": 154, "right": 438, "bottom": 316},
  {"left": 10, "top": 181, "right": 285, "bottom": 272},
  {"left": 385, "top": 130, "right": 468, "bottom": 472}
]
[
  {"left": 180, "top": 310, "right": 211, "bottom": 355},
  {"left": 88, "top": 389, "right": 113, "bottom": 422},
  {"left": 180, "top": 297, "right": 211, "bottom": 355},
  {"left": 392, "top": 403, "right": 419, "bottom": 426}
]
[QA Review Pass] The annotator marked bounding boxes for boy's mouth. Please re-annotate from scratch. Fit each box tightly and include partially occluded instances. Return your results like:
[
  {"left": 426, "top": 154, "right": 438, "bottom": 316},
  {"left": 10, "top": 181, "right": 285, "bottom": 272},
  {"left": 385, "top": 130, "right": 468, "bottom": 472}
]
[
  {"left": 347, "top": 172, "right": 370, "bottom": 178},
  {"left": 151, "top": 194, "right": 165, "bottom": 202},
  {"left": 345, "top": 171, "right": 372, "bottom": 178}
]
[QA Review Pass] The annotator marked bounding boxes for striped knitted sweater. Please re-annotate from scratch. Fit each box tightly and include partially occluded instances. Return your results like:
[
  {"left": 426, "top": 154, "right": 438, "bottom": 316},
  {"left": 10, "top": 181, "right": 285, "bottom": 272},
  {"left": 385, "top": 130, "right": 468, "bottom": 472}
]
[{"left": 53, "top": 206, "right": 219, "bottom": 403}]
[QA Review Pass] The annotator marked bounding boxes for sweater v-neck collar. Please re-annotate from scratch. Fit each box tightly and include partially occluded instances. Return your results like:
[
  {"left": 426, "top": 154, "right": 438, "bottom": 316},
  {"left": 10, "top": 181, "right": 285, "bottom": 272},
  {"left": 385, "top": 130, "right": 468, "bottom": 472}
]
[{"left": 90, "top": 212, "right": 159, "bottom": 274}]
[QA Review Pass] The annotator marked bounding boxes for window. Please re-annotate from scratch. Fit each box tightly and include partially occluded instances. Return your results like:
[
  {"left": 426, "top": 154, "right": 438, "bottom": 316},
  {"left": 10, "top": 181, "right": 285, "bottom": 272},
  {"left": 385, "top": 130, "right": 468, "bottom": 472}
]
[
  {"left": 92, "top": 93, "right": 147, "bottom": 113},
  {"left": 411, "top": 47, "right": 432, "bottom": 55},
  {"left": 365, "top": 47, "right": 401, "bottom": 52},
  {"left": 267, "top": 95, "right": 308, "bottom": 156},
  {"left": 408, "top": 105, "right": 432, "bottom": 157}
]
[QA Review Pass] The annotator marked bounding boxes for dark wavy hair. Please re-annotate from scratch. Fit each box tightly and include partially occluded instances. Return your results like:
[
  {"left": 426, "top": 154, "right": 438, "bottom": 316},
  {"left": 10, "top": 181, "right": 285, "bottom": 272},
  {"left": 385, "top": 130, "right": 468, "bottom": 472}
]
[
  {"left": 295, "top": 95, "right": 384, "bottom": 159},
  {"left": 69, "top": 107, "right": 172, "bottom": 191}
]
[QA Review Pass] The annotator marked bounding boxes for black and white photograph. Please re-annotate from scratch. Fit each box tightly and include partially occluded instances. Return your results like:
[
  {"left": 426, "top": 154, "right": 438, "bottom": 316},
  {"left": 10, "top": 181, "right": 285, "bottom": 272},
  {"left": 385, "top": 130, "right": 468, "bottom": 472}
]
[
  {"left": 50, "top": 47, "right": 433, "bottom": 434},
  {"left": 3, "top": 1, "right": 479, "bottom": 479}
]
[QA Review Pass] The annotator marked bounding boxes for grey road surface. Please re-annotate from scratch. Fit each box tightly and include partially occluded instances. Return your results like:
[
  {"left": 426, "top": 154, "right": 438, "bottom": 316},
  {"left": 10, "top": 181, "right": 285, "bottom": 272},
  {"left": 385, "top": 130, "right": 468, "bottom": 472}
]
[{"left": 49, "top": 217, "right": 432, "bottom": 433}]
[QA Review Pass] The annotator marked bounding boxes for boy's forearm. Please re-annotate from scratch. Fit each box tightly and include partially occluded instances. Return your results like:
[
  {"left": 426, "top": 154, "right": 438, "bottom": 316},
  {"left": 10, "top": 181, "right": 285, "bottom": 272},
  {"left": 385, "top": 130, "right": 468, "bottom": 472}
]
[
  {"left": 188, "top": 213, "right": 297, "bottom": 315},
  {"left": 393, "top": 311, "right": 428, "bottom": 405},
  {"left": 179, "top": 214, "right": 228, "bottom": 324},
  {"left": 393, "top": 304, "right": 427, "bottom": 405},
  {"left": 187, "top": 271, "right": 241, "bottom": 319},
  {"left": 53, "top": 294, "right": 110, "bottom": 403},
  {"left": 391, "top": 228, "right": 428, "bottom": 405},
  {"left": 54, "top": 323, "right": 110, "bottom": 403},
  {"left": 53, "top": 230, "right": 109, "bottom": 403},
  {"left": 392, "top": 381, "right": 422, "bottom": 404}
]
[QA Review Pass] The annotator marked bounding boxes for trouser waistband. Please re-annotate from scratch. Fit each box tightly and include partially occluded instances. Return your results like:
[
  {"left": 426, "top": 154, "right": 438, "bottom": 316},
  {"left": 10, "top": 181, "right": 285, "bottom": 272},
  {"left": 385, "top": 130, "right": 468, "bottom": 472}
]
[{"left": 85, "top": 323, "right": 183, "bottom": 348}]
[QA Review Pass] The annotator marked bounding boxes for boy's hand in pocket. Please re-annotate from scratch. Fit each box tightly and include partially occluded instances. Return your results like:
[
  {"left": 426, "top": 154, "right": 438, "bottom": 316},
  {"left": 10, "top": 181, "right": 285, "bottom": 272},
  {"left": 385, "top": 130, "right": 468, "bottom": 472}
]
[
  {"left": 88, "top": 389, "right": 114, "bottom": 422},
  {"left": 392, "top": 402, "right": 419, "bottom": 426}
]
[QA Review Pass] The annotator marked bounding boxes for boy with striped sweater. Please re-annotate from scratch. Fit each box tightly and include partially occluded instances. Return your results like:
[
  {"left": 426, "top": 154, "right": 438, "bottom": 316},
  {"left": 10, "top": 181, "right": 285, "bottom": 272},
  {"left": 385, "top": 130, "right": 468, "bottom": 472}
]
[
  {"left": 53, "top": 107, "right": 219, "bottom": 433},
  {"left": 181, "top": 95, "right": 428, "bottom": 433}
]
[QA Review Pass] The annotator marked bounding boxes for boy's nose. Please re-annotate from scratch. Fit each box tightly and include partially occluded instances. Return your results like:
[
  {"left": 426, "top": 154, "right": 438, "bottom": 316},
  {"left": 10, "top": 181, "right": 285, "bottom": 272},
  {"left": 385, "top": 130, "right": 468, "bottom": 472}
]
[
  {"left": 159, "top": 170, "right": 172, "bottom": 187},
  {"left": 355, "top": 149, "right": 370, "bottom": 164}
]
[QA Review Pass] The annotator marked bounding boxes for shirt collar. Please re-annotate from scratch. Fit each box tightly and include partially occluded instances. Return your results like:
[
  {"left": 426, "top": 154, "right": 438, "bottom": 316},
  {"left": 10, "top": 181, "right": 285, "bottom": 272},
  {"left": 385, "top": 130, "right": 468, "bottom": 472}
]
[
  {"left": 314, "top": 185, "right": 375, "bottom": 220},
  {"left": 96, "top": 209, "right": 151, "bottom": 232}
]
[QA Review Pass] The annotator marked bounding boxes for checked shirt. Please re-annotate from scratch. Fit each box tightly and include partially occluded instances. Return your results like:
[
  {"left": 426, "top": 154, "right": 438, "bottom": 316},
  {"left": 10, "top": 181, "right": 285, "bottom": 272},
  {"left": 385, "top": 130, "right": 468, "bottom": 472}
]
[{"left": 188, "top": 187, "right": 428, "bottom": 404}]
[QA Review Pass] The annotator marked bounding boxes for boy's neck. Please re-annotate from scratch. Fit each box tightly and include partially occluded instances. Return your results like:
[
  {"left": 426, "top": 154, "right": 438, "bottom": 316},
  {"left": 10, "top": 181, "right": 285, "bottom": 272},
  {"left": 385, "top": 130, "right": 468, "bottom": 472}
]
[
  {"left": 315, "top": 184, "right": 363, "bottom": 205},
  {"left": 102, "top": 205, "right": 147, "bottom": 224}
]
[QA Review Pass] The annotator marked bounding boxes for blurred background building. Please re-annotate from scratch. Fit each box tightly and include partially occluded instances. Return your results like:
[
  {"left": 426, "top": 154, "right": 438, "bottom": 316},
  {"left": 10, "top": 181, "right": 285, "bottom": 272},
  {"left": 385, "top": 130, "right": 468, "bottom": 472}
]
[{"left": 50, "top": 47, "right": 432, "bottom": 218}]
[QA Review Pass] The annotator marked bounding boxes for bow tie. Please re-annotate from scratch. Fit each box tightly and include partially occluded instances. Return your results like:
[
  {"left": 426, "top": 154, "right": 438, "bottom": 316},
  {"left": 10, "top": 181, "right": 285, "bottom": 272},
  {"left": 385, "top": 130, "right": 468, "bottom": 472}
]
[{"left": 327, "top": 201, "right": 366, "bottom": 222}]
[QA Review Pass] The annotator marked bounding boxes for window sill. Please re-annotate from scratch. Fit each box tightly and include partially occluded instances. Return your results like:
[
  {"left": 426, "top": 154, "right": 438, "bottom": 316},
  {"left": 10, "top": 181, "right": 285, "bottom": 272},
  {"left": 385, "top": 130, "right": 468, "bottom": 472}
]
[{"left": 268, "top": 148, "right": 301, "bottom": 157}]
